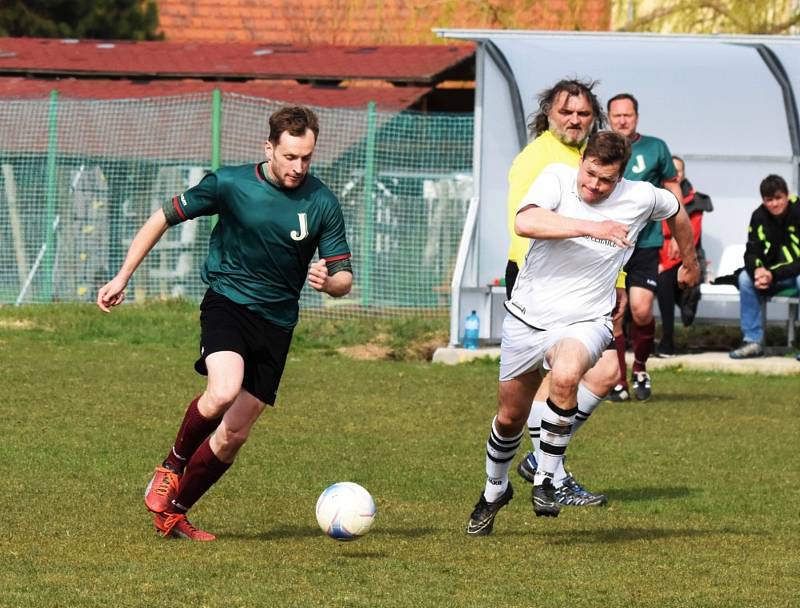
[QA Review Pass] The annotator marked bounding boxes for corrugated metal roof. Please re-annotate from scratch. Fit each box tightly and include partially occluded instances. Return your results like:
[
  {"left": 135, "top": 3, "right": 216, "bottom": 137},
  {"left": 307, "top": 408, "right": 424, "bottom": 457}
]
[
  {"left": 0, "top": 37, "right": 474, "bottom": 83},
  {"left": 0, "top": 76, "right": 430, "bottom": 109}
]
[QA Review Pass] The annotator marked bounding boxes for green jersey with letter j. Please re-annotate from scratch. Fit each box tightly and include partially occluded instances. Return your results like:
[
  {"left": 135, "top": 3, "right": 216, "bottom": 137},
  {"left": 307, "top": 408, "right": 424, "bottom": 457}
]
[
  {"left": 162, "top": 163, "right": 351, "bottom": 329},
  {"left": 625, "top": 135, "right": 678, "bottom": 248}
]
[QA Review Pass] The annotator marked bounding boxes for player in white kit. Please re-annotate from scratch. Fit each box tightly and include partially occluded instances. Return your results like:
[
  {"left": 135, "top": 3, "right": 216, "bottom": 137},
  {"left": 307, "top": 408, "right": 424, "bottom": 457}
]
[{"left": 467, "top": 131, "right": 699, "bottom": 535}]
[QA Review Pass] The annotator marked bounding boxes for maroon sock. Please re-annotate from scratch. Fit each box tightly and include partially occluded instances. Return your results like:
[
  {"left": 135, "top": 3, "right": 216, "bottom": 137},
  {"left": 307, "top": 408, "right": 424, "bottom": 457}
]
[
  {"left": 614, "top": 335, "right": 628, "bottom": 388},
  {"left": 631, "top": 319, "right": 656, "bottom": 373},
  {"left": 164, "top": 396, "right": 222, "bottom": 473},
  {"left": 169, "top": 438, "right": 231, "bottom": 513}
]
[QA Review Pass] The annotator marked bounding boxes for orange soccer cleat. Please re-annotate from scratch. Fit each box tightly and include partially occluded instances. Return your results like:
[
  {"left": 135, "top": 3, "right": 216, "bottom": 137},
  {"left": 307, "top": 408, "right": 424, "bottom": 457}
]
[
  {"left": 153, "top": 512, "right": 216, "bottom": 541},
  {"left": 144, "top": 466, "right": 181, "bottom": 514}
]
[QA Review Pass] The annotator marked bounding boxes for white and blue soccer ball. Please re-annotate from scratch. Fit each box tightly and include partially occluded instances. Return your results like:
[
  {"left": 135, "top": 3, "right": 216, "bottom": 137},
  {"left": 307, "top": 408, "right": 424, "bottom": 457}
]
[{"left": 315, "top": 482, "right": 376, "bottom": 541}]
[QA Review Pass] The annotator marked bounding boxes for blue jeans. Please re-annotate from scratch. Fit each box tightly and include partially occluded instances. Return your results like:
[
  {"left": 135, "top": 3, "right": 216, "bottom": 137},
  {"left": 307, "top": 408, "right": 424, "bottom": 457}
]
[{"left": 737, "top": 271, "right": 800, "bottom": 343}]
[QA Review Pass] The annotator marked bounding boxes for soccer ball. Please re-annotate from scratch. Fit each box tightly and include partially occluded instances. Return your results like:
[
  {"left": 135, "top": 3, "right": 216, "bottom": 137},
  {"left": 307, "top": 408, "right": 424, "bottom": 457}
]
[{"left": 315, "top": 482, "right": 376, "bottom": 541}]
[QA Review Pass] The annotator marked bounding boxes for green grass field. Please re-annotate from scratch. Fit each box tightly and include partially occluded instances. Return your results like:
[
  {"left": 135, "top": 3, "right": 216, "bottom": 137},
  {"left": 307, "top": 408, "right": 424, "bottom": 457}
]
[{"left": 1, "top": 302, "right": 798, "bottom": 607}]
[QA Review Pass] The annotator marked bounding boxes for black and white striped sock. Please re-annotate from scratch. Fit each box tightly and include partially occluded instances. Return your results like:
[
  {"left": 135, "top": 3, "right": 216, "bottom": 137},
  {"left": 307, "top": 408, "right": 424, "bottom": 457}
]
[
  {"left": 534, "top": 398, "right": 577, "bottom": 485},
  {"left": 484, "top": 416, "right": 523, "bottom": 502}
]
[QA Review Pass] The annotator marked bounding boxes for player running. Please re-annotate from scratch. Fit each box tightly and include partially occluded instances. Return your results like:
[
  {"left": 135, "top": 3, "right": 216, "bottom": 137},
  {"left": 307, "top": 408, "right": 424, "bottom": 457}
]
[
  {"left": 466, "top": 131, "right": 699, "bottom": 535},
  {"left": 97, "top": 106, "right": 353, "bottom": 541}
]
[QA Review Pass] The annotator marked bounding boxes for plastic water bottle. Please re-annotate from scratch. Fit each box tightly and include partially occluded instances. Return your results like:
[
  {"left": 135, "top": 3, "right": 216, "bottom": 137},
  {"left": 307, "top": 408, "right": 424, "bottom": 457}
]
[{"left": 463, "top": 310, "right": 480, "bottom": 350}]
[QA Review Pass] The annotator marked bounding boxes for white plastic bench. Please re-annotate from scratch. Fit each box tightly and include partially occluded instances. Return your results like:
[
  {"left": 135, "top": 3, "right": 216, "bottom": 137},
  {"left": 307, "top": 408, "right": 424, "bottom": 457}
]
[{"left": 701, "top": 244, "right": 799, "bottom": 347}]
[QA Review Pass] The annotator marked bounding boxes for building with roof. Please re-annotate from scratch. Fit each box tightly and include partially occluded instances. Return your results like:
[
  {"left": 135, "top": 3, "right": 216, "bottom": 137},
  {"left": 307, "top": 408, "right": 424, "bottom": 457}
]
[{"left": 0, "top": 37, "right": 475, "bottom": 111}]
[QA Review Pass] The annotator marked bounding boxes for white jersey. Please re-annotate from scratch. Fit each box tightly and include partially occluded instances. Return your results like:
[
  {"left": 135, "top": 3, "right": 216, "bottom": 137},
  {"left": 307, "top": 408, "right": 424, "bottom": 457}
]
[{"left": 507, "top": 163, "right": 680, "bottom": 329}]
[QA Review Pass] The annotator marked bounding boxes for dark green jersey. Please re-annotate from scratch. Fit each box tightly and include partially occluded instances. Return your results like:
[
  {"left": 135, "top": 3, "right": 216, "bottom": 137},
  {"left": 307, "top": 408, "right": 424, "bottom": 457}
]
[
  {"left": 163, "top": 163, "right": 351, "bottom": 328},
  {"left": 624, "top": 135, "right": 678, "bottom": 248}
]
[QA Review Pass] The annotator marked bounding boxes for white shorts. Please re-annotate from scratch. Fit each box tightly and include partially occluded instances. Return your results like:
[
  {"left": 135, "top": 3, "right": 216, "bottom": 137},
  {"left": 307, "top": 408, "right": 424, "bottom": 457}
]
[{"left": 498, "top": 313, "right": 613, "bottom": 382}]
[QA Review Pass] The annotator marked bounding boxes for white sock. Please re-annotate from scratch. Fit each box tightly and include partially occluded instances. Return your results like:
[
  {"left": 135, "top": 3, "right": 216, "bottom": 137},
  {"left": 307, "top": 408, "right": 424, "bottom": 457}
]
[
  {"left": 534, "top": 398, "right": 577, "bottom": 486},
  {"left": 550, "top": 384, "right": 604, "bottom": 486},
  {"left": 573, "top": 382, "right": 603, "bottom": 435},
  {"left": 526, "top": 400, "right": 547, "bottom": 453},
  {"left": 484, "top": 416, "right": 523, "bottom": 502}
]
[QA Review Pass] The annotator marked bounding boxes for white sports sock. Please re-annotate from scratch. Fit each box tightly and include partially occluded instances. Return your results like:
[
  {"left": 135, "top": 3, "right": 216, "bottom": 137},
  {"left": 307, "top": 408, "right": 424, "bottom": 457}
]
[
  {"left": 541, "top": 384, "right": 602, "bottom": 487},
  {"left": 484, "top": 416, "right": 523, "bottom": 502},
  {"left": 526, "top": 400, "right": 547, "bottom": 453},
  {"left": 534, "top": 399, "right": 577, "bottom": 486},
  {"left": 573, "top": 382, "right": 603, "bottom": 435}
]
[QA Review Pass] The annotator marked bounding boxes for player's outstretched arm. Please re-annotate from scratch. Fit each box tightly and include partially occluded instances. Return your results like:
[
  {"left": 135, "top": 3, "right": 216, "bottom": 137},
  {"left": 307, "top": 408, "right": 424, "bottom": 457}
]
[
  {"left": 666, "top": 206, "right": 700, "bottom": 289},
  {"left": 307, "top": 259, "right": 353, "bottom": 297},
  {"left": 515, "top": 206, "right": 631, "bottom": 247},
  {"left": 96, "top": 209, "right": 170, "bottom": 312}
]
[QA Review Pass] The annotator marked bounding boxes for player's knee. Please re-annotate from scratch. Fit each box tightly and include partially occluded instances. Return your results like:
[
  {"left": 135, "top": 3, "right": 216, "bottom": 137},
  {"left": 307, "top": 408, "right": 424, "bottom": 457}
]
[
  {"left": 594, "top": 363, "right": 620, "bottom": 394},
  {"left": 201, "top": 386, "right": 239, "bottom": 416},
  {"left": 495, "top": 407, "right": 526, "bottom": 432},
  {"left": 548, "top": 370, "right": 581, "bottom": 401}
]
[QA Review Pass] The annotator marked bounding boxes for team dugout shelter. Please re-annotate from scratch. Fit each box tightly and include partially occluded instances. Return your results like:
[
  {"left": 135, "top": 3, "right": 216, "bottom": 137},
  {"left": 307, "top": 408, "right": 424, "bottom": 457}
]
[{"left": 435, "top": 30, "right": 800, "bottom": 346}]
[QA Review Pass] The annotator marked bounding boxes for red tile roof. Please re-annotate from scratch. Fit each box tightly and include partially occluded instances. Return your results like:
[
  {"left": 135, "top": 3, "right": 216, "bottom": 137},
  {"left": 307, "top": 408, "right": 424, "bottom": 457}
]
[
  {"left": 0, "top": 76, "right": 429, "bottom": 110},
  {"left": 156, "top": 0, "right": 611, "bottom": 44},
  {"left": 0, "top": 37, "right": 474, "bottom": 84}
]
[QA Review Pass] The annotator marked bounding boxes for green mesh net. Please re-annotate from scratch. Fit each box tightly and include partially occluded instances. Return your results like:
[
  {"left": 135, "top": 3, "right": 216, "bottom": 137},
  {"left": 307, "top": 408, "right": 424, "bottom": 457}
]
[{"left": 0, "top": 92, "right": 473, "bottom": 318}]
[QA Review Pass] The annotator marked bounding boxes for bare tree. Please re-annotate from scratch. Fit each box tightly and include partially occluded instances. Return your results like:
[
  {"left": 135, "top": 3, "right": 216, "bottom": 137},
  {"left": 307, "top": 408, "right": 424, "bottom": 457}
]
[{"left": 616, "top": 0, "right": 800, "bottom": 35}]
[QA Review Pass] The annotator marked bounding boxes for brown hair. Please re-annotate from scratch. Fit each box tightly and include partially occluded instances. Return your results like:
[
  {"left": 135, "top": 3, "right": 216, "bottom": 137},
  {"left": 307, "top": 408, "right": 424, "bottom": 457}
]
[
  {"left": 268, "top": 106, "right": 320, "bottom": 144},
  {"left": 760, "top": 174, "right": 788, "bottom": 199},
  {"left": 607, "top": 93, "right": 639, "bottom": 114},
  {"left": 583, "top": 131, "right": 632, "bottom": 174},
  {"left": 528, "top": 78, "right": 605, "bottom": 138}
]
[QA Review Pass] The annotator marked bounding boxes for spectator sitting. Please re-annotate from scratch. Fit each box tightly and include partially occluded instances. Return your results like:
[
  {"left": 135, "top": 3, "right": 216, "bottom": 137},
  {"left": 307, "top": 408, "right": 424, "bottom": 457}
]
[
  {"left": 730, "top": 174, "right": 800, "bottom": 359},
  {"left": 656, "top": 156, "right": 713, "bottom": 357}
]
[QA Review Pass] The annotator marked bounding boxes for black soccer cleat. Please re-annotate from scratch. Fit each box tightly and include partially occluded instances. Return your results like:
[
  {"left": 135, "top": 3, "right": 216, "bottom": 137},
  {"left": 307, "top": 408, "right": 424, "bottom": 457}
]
[
  {"left": 532, "top": 477, "right": 560, "bottom": 517},
  {"left": 516, "top": 451, "right": 537, "bottom": 483},
  {"left": 632, "top": 371, "right": 652, "bottom": 401},
  {"left": 606, "top": 384, "right": 630, "bottom": 402},
  {"left": 466, "top": 483, "right": 513, "bottom": 536},
  {"left": 555, "top": 473, "right": 607, "bottom": 507}
]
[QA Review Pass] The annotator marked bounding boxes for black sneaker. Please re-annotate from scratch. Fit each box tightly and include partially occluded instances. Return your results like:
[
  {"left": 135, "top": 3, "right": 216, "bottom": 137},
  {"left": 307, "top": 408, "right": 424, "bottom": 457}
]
[
  {"left": 632, "top": 371, "right": 651, "bottom": 401},
  {"left": 606, "top": 384, "right": 630, "bottom": 402},
  {"left": 516, "top": 452, "right": 537, "bottom": 483},
  {"left": 466, "top": 483, "right": 513, "bottom": 536},
  {"left": 532, "top": 477, "right": 560, "bottom": 517},
  {"left": 555, "top": 473, "right": 607, "bottom": 507},
  {"left": 655, "top": 343, "right": 676, "bottom": 358}
]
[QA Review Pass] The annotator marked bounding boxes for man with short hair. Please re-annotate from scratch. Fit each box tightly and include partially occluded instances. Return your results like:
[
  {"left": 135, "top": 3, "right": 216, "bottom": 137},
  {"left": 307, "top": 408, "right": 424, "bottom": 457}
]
[
  {"left": 506, "top": 79, "right": 624, "bottom": 507},
  {"left": 97, "top": 105, "right": 353, "bottom": 541},
  {"left": 607, "top": 93, "right": 683, "bottom": 401},
  {"left": 730, "top": 174, "right": 800, "bottom": 359},
  {"left": 466, "top": 131, "right": 699, "bottom": 535}
]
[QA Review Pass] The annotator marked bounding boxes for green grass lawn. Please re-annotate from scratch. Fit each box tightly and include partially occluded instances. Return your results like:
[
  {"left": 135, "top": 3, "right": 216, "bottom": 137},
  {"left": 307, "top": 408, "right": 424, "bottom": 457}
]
[{"left": 1, "top": 303, "right": 798, "bottom": 607}]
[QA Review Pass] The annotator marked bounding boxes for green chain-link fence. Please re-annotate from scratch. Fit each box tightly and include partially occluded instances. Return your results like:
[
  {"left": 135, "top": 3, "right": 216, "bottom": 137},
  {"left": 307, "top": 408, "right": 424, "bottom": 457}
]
[{"left": 0, "top": 92, "right": 473, "bottom": 317}]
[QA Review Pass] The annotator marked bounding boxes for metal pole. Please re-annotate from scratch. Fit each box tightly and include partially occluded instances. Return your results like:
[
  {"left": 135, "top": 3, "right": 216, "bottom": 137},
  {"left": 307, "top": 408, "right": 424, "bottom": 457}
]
[
  {"left": 362, "top": 101, "right": 377, "bottom": 308},
  {"left": 211, "top": 88, "right": 222, "bottom": 228},
  {"left": 211, "top": 88, "right": 222, "bottom": 171},
  {"left": 43, "top": 89, "right": 59, "bottom": 302}
]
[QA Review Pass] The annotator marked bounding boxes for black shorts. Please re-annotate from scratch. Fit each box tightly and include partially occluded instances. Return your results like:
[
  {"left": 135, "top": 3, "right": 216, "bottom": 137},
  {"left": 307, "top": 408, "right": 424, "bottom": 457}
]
[
  {"left": 624, "top": 246, "right": 660, "bottom": 293},
  {"left": 194, "top": 289, "right": 293, "bottom": 405}
]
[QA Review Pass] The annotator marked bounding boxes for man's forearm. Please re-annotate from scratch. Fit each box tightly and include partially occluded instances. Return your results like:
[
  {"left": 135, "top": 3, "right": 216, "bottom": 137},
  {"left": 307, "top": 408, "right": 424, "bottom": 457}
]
[
  {"left": 666, "top": 208, "right": 697, "bottom": 267},
  {"left": 515, "top": 207, "right": 594, "bottom": 240},
  {"left": 325, "top": 271, "right": 353, "bottom": 297}
]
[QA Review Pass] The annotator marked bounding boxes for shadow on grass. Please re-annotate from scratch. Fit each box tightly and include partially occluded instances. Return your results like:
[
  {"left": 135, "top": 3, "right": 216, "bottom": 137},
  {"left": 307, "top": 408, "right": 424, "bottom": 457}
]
[
  {"left": 532, "top": 525, "right": 751, "bottom": 545},
  {"left": 223, "top": 525, "right": 435, "bottom": 541},
  {"left": 603, "top": 485, "right": 694, "bottom": 502}
]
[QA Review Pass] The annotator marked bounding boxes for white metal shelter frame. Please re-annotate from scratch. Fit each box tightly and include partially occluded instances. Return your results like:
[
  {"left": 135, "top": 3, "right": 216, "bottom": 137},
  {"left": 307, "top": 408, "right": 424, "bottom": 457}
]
[{"left": 435, "top": 30, "right": 800, "bottom": 346}]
